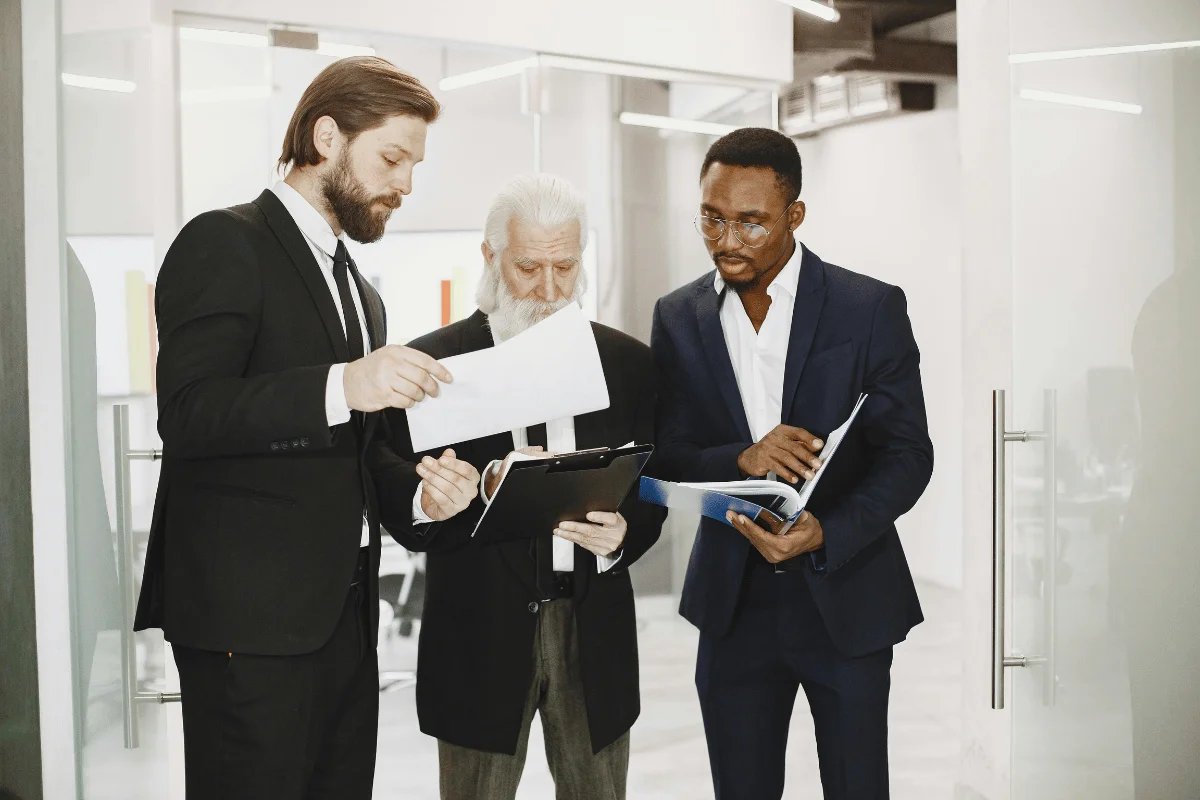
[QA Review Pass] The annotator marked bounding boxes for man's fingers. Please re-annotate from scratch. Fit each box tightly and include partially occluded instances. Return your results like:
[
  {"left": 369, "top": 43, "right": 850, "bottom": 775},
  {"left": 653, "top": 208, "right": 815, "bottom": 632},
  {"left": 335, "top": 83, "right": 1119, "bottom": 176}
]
[
  {"left": 388, "top": 376, "right": 427, "bottom": 406},
  {"left": 765, "top": 450, "right": 803, "bottom": 483},
  {"left": 396, "top": 362, "right": 441, "bottom": 399},
  {"left": 585, "top": 511, "right": 620, "bottom": 526},
  {"left": 779, "top": 425, "right": 825, "bottom": 452},
  {"left": 396, "top": 347, "right": 453, "bottom": 384},
  {"left": 440, "top": 456, "right": 479, "bottom": 483},
  {"left": 420, "top": 477, "right": 455, "bottom": 510},
  {"left": 418, "top": 461, "right": 467, "bottom": 502}
]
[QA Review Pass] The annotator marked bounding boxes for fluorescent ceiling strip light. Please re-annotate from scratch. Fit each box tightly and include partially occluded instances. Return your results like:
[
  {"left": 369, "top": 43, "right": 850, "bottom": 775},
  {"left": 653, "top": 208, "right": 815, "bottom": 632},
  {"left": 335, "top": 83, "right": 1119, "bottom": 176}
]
[
  {"left": 1020, "top": 89, "right": 1142, "bottom": 115},
  {"left": 179, "top": 26, "right": 268, "bottom": 47},
  {"left": 182, "top": 85, "right": 273, "bottom": 104},
  {"left": 618, "top": 112, "right": 738, "bottom": 136},
  {"left": 61, "top": 73, "right": 137, "bottom": 92},
  {"left": 180, "top": 26, "right": 371, "bottom": 57},
  {"left": 536, "top": 54, "right": 778, "bottom": 91},
  {"left": 317, "top": 42, "right": 376, "bottom": 58},
  {"left": 438, "top": 56, "right": 540, "bottom": 90},
  {"left": 1011, "top": 39, "right": 1200, "bottom": 64},
  {"left": 777, "top": 0, "right": 841, "bottom": 23}
]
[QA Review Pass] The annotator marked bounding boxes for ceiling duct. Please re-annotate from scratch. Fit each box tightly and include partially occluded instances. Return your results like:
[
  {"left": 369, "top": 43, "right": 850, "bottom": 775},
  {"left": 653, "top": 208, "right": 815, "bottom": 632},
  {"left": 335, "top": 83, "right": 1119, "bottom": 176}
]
[{"left": 788, "top": 0, "right": 954, "bottom": 135}]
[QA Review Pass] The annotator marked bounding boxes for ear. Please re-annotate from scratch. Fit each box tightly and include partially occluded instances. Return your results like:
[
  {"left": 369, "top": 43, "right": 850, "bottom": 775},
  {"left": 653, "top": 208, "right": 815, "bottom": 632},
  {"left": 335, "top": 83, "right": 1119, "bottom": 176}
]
[
  {"left": 788, "top": 200, "right": 807, "bottom": 232},
  {"left": 312, "top": 115, "right": 341, "bottom": 163},
  {"left": 481, "top": 240, "right": 496, "bottom": 268}
]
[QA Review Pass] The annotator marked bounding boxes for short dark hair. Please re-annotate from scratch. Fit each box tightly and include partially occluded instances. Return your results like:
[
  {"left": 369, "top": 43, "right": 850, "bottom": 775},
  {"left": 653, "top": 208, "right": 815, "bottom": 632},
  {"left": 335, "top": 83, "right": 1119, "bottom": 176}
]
[
  {"left": 279, "top": 56, "right": 441, "bottom": 171},
  {"left": 700, "top": 127, "right": 803, "bottom": 202}
]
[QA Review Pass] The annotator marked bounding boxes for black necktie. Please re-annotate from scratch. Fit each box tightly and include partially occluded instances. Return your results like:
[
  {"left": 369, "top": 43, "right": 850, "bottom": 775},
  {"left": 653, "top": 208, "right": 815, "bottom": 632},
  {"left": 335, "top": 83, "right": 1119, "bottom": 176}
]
[
  {"left": 527, "top": 424, "right": 557, "bottom": 597},
  {"left": 332, "top": 240, "right": 365, "bottom": 361}
]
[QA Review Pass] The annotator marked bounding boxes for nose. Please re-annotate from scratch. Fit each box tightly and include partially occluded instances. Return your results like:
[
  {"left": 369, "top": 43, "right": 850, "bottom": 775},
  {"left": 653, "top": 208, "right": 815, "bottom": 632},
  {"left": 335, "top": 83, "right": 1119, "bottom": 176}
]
[
  {"left": 538, "top": 267, "right": 556, "bottom": 301},
  {"left": 717, "top": 221, "right": 743, "bottom": 251},
  {"left": 391, "top": 165, "right": 413, "bottom": 196}
]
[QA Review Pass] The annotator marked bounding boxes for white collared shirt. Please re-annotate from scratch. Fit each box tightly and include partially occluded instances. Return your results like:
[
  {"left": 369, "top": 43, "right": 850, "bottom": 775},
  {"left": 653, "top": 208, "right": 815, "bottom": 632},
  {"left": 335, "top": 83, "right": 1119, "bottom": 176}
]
[
  {"left": 479, "top": 318, "right": 620, "bottom": 574},
  {"left": 714, "top": 240, "right": 804, "bottom": 444},
  {"left": 269, "top": 181, "right": 429, "bottom": 543}
]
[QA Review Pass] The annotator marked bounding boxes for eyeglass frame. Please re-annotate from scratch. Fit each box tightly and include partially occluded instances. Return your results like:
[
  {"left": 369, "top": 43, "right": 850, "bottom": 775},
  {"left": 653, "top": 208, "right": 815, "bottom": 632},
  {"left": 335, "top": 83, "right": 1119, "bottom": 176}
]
[{"left": 694, "top": 202, "right": 796, "bottom": 249}]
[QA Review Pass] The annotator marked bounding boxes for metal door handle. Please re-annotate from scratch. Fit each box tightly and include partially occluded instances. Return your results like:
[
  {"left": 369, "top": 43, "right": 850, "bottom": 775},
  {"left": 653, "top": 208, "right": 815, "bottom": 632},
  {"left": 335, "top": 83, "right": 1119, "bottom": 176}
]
[
  {"left": 114, "top": 405, "right": 168, "bottom": 749},
  {"left": 991, "top": 390, "right": 1055, "bottom": 709}
]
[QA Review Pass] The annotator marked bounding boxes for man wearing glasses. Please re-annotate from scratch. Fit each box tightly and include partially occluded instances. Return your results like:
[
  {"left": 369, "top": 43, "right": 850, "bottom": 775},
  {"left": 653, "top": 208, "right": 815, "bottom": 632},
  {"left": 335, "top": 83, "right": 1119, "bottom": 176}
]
[{"left": 650, "top": 128, "right": 933, "bottom": 799}]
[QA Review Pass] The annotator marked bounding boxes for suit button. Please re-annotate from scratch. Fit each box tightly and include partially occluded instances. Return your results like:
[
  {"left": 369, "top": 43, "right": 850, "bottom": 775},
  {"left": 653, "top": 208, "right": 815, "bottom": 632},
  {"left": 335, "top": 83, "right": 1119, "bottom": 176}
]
[
  {"left": 281, "top": 441, "right": 290, "bottom": 450},
  {"left": 291, "top": 439, "right": 300, "bottom": 448},
  {"left": 270, "top": 442, "right": 280, "bottom": 451},
  {"left": 300, "top": 437, "right": 309, "bottom": 447},
  {"left": 527, "top": 602, "right": 539, "bottom": 614}
]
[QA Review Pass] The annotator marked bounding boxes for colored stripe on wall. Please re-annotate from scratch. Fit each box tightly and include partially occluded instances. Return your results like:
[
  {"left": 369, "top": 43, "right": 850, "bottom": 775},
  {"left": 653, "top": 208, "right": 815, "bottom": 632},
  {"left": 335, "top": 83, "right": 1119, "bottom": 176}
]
[{"left": 441, "top": 279, "right": 452, "bottom": 326}]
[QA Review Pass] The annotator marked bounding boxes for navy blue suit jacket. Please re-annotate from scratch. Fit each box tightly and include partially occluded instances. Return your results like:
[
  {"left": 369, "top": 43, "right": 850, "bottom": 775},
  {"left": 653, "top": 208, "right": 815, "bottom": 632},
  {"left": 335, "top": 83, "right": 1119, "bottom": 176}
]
[{"left": 651, "top": 246, "right": 932, "bottom": 656}]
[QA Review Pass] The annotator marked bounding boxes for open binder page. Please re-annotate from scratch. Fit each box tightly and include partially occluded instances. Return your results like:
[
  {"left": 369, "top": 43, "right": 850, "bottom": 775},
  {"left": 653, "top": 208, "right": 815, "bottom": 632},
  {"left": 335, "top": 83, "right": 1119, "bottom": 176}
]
[{"left": 793, "top": 392, "right": 868, "bottom": 508}]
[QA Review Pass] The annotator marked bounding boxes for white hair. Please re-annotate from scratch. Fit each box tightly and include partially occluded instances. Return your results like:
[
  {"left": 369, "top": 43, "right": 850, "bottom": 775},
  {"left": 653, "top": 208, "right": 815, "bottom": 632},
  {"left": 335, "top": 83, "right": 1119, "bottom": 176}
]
[{"left": 476, "top": 173, "right": 589, "bottom": 316}]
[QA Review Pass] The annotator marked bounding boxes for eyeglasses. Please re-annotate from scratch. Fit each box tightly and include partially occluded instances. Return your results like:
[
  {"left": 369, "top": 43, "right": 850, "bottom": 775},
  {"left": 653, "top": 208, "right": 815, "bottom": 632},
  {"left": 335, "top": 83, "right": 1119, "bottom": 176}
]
[{"left": 694, "top": 204, "right": 794, "bottom": 249}]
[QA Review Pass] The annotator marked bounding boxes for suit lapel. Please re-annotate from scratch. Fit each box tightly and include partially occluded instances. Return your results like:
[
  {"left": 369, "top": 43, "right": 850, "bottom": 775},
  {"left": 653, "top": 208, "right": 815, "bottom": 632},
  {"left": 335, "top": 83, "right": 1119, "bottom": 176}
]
[
  {"left": 695, "top": 279, "right": 753, "bottom": 442},
  {"left": 781, "top": 247, "right": 828, "bottom": 415},
  {"left": 254, "top": 190, "right": 351, "bottom": 363}
]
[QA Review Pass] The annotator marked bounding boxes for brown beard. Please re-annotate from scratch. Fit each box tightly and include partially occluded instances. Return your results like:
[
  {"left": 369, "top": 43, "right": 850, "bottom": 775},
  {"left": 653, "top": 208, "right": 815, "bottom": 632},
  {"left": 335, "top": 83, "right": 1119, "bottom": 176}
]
[{"left": 320, "top": 149, "right": 401, "bottom": 243}]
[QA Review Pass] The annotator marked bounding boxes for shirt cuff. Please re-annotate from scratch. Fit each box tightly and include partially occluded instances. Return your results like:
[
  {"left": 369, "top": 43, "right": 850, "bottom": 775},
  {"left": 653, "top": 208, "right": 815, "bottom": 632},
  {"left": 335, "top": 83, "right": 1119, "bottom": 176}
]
[
  {"left": 412, "top": 483, "right": 435, "bottom": 524},
  {"left": 479, "top": 459, "right": 503, "bottom": 505},
  {"left": 596, "top": 550, "right": 623, "bottom": 573},
  {"left": 325, "top": 364, "right": 352, "bottom": 427}
]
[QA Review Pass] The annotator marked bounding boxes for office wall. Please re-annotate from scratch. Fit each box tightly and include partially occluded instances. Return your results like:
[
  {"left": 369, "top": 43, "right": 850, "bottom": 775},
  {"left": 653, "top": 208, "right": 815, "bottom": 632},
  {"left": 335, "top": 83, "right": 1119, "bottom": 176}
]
[{"left": 792, "top": 85, "right": 965, "bottom": 590}]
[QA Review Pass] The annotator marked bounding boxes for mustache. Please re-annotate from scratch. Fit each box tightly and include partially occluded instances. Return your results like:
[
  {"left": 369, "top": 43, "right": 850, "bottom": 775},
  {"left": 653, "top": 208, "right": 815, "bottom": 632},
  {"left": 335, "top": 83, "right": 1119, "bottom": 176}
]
[
  {"left": 713, "top": 252, "right": 751, "bottom": 264},
  {"left": 375, "top": 194, "right": 402, "bottom": 210}
]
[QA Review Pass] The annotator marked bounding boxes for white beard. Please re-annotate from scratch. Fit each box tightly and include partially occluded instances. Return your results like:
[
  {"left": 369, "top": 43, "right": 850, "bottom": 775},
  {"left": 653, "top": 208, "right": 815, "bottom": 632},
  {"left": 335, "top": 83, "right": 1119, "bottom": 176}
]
[{"left": 488, "top": 281, "right": 574, "bottom": 342}]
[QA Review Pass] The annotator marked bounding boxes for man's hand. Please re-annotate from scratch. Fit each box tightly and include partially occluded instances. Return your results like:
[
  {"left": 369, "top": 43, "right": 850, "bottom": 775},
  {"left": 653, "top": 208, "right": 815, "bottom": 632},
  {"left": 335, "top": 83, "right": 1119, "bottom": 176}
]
[
  {"left": 737, "top": 424, "right": 825, "bottom": 484},
  {"left": 344, "top": 345, "right": 453, "bottom": 412},
  {"left": 417, "top": 449, "right": 480, "bottom": 521},
  {"left": 554, "top": 512, "right": 627, "bottom": 558},
  {"left": 727, "top": 509, "right": 824, "bottom": 564}
]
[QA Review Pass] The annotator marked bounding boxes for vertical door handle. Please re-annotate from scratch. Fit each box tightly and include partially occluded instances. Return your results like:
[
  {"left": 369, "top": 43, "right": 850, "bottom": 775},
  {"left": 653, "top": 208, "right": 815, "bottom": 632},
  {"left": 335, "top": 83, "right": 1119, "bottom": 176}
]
[
  {"left": 992, "top": 390, "right": 1053, "bottom": 710},
  {"left": 114, "top": 404, "right": 165, "bottom": 749},
  {"left": 1041, "top": 390, "right": 1058, "bottom": 706}
]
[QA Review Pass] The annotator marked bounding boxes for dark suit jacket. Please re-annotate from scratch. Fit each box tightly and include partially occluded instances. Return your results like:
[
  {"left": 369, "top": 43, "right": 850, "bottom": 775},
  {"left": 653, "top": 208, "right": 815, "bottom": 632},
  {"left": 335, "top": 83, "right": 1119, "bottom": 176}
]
[
  {"left": 134, "top": 189, "right": 430, "bottom": 656},
  {"left": 373, "top": 310, "right": 665, "bottom": 755},
  {"left": 652, "top": 246, "right": 932, "bottom": 657}
]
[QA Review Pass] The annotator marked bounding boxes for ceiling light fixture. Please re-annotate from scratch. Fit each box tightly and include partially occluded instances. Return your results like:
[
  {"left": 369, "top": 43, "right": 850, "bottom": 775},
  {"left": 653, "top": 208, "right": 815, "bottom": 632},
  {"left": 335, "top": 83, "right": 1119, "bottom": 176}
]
[
  {"left": 1010, "top": 39, "right": 1200, "bottom": 64},
  {"left": 618, "top": 112, "right": 738, "bottom": 137},
  {"left": 438, "top": 56, "right": 541, "bottom": 91},
  {"left": 777, "top": 0, "right": 841, "bottom": 23},
  {"left": 1020, "top": 88, "right": 1143, "bottom": 115},
  {"left": 179, "top": 26, "right": 373, "bottom": 57},
  {"left": 61, "top": 73, "right": 137, "bottom": 93},
  {"left": 317, "top": 42, "right": 376, "bottom": 58}
]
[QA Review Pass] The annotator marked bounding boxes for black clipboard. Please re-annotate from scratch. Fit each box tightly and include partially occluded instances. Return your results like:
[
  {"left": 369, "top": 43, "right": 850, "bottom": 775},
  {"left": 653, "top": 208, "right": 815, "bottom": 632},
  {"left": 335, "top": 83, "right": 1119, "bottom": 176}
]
[{"left": 472, "top": 444, "right": 654, "bottom": 543}]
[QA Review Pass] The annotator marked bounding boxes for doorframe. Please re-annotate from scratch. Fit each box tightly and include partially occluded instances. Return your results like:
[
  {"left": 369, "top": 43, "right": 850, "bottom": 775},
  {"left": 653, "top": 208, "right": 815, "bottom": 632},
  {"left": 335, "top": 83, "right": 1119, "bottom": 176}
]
[
  {"left": 0, "top": 0, "right": 45, "bottom": 793},
  {"left": 957, "top": 0, "right": 1016, "bottom": 798},
  {"left": 19, "top": 0, "right": 81, "bottom": 796}
]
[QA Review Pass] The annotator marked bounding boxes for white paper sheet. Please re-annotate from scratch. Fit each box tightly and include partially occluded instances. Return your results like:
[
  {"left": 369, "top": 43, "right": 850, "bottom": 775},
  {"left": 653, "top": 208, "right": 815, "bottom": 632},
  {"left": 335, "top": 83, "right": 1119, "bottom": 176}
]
[{"left": 405, "top": 304, "right": 611, "bottom": 452}]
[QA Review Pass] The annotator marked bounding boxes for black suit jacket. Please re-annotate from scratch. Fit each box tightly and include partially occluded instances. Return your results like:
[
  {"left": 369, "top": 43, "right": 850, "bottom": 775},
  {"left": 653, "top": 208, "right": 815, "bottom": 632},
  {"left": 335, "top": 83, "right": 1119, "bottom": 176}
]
[
  {"left": 134, "top": 190, "right": 430, "bottom": 656},
  {"left": 652, "top": 247, "right": 932, "bottom": 657},
  {"left": 374, "top": 310, "right": 665, "bottom": 755}
]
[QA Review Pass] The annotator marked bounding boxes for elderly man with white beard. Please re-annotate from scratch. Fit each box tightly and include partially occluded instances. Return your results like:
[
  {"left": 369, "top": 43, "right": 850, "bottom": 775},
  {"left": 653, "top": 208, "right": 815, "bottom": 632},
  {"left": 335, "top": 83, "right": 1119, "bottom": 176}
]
[{"left": 384, "top": 173, "right": 665, "bottom": 800}]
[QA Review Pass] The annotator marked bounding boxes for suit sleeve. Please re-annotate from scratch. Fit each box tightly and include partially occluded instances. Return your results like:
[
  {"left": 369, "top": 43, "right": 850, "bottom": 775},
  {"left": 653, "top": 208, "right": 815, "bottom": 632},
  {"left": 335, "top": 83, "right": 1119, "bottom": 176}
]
[
  {"left": 651, "top": 300, "right": 752, "bottom": 483},
  {"left": 819, "top": 287, "right": 934, "bottom": 571},
  {"left": 155, "top": 212, "right": 335, "bottom": 459},
  {"left": 610, "top": 354, "right": 667, "bottom": 570}
]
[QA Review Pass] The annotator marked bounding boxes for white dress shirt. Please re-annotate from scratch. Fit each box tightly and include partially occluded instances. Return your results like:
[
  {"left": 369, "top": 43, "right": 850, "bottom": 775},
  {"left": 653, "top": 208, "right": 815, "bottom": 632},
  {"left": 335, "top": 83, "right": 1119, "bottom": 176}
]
[
  {"left": 479, "top": 318, "right": 620, "bottom": 574},
  {"left": 714, "top": 240, "right": 805, "bottom": 444},
  {"left": 269, "top": 181, "right": 430, "bottom": 544}
]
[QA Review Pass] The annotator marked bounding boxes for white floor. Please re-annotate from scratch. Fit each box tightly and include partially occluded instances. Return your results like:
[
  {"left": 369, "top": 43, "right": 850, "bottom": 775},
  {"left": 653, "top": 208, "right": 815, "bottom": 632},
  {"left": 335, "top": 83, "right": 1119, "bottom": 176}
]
[{"left": 374, "top": 580, "right": 963, "bottom": 799}]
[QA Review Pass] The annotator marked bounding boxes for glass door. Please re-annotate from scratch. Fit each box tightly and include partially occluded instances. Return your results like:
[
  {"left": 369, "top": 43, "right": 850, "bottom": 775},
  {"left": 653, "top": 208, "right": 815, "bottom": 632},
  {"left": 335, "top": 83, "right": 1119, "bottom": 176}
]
[
  {"left": 60, "top": 19, "right": 185, "bottom": 798},
  {"left": 1005, "top": 1, "right": 1200, "bottom": 797}
]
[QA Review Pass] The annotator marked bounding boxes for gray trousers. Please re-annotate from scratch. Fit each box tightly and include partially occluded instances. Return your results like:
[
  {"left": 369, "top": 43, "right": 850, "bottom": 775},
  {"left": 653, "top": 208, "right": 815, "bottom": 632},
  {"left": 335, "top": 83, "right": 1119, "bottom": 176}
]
[{"left": 438, "top": 599, "right": 630, "bottom": 800}]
